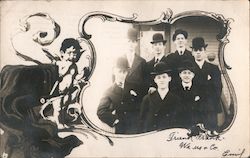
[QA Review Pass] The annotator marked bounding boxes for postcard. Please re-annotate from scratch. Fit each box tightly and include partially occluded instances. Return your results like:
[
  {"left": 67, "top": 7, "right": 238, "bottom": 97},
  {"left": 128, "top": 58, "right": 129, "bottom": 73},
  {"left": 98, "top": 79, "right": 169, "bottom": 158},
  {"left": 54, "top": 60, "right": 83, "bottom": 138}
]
[{"left": 0, "top": 1, "right": 249, "bottom": 157}]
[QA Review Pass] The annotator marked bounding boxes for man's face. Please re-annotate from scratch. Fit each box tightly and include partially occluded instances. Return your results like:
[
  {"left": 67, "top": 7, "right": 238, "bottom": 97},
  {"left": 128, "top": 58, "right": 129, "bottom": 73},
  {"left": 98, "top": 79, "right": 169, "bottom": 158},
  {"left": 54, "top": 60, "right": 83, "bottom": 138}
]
[
  {"left": 179, "top": 70, "right": 195, "bottom": 83},
  {"left": 174, "top": 34, "right": 187, "bottom": 49},
  {"left": 154, "top": 73, "right": 171, "bottom": 89},
  {"left": 113, "top": 67, "right": 128, "bottom": 86},
  {"left": 152, "top": 42, "right": 165, "bottom": 57},
  {"left": 192, "top": 47, "right": 206, "bottom": 61},
  {"left": 127, "top": 39, "right": 137, "bottom": 55},
  {"left": 63, "top": 46, "right": 78, "bottom": 62}
]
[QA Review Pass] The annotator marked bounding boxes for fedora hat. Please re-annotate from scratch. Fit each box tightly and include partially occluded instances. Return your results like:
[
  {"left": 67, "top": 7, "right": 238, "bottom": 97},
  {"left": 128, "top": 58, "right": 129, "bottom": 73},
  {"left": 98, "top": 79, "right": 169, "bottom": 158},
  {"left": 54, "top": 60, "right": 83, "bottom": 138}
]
[
  {"left": 178, "top": 60, "right": 195, "bottom": 72},
  {"left": 191, "top": 37, "right": 208, "bottom": 49},
  {"left": 172, "top": 29, "right": 188, "bottom": 41},
  {"left": 114, "top": 57, "right": 129, "bottom": 70},
  {"left": 127, "top": 28, "right": 139, "bottom": 41},
  {"left": 151, "top": 62, "right": 172, "bottom": 76},
  {"left": 150, "top": 33, "right": 167, "bottom": 44}
]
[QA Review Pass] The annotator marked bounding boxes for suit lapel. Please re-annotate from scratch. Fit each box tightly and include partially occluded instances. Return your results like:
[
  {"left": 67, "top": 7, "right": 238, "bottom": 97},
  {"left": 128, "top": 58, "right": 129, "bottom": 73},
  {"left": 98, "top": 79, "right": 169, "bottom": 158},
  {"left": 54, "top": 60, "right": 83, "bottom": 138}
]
[
  {"left": 109, "top": 84, "right": 123, "bottom": 105},
  {"left": 149, "top": 91, "right": 163, "bottom": 113},
  {"left": 147, "top": 58, "right": 155, "bottom": 71},
  {"left": 128, "top": 55, "right": 141, "bottom": 77},
  {"left": 202, "top": 61, "right": 210, "bottom": 71}
]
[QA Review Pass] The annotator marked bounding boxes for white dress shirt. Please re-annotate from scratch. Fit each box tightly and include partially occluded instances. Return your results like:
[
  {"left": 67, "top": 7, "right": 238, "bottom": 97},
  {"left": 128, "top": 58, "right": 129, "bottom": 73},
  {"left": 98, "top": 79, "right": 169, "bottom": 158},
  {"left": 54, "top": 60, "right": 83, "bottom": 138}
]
[
  {"left": 158, "top": 88, "right": 169, "bottom": 100},
  {"left": 182, "top": 81, "right": 192, "bottom": 90},
  {"left": 177, "top": 48, "right": 186, "bottom": 55}
]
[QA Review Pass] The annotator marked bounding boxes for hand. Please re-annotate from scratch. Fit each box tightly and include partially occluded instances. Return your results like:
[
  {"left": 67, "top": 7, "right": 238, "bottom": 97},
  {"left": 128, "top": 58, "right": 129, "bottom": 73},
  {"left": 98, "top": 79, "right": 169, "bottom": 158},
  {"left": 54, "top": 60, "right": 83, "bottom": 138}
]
[
  {"left": 148, "top": 87, "right": 157, "bottom": 94},
  {"left": 130, "top": 90, "right": 137, "bottom": 96},
  {"left": 113, "top": 119, "right": 119, "bottom": 126}
]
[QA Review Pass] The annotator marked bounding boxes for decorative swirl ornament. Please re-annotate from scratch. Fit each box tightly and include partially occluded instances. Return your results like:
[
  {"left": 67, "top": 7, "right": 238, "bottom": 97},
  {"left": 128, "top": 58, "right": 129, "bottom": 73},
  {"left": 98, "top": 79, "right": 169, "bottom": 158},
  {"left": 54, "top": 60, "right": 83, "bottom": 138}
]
[{"left": 19, "top": 12, "right": 60, "bottom": 46}]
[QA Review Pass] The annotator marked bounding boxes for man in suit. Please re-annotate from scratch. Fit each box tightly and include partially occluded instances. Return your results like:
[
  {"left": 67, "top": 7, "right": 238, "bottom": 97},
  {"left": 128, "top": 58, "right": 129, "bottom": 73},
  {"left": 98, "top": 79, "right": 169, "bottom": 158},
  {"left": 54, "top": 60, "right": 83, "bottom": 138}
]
[
  {"left": 123, "top": 28, "right": 148, "bottom": 106},
  {"left": 146, "top": 33, "right": 168, "bottom": 91},
  {"left": 172, "top": 60, "right": 204, "bottom": 136},
  {"left": 139, "top": 62, "right": 184, "bottom": 133},
  {"left": 191, "top": 37, "right": 222, "bottom": 136},
  {"left": 166, "top": 29, "right": 194, "bottom": 89},
  {"left": 97, "top": 57, "right": 141, "bottom": 134}
]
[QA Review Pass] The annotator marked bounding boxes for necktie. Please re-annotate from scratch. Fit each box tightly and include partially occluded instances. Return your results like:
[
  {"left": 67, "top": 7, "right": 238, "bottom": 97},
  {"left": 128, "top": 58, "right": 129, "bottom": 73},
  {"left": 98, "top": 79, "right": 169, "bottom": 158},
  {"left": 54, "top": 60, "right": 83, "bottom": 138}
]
[
  {"left": 185, "top": 86, "right": 189, "bottom": 91},
  {"left": 180, "top": 51, "right": 183, "bottom": 55}
]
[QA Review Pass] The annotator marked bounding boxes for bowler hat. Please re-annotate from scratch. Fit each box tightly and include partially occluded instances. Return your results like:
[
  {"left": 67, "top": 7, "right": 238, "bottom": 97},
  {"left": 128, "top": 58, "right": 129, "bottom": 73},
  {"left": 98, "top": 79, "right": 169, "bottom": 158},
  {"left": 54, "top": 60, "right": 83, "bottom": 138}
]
[
  {"left": 178, "top": 60, "right": 195, "bottom": 72},
  {"left": 150, "top": 33, "right": 167, "bottom": 44},
  {"left": 127, "top": 28, "right": 139, "bottom": 41},
  {"left": 172, "top": 29, "right": 188, "bottom": 41},
  {"left": 191, "top": 37, "right": 208, "bottom": 49},
  {"left": 151, "top": 62, "right": 172, "bottom": 76},
  {"left": 115, "top": 57, "right": 129, "bottom": 70}
]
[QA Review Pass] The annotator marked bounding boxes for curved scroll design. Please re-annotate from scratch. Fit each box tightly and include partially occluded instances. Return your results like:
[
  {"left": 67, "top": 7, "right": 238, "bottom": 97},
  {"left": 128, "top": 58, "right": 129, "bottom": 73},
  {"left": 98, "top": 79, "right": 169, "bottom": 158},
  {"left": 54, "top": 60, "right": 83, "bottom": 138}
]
[
  {"left": 19, "top": 12, "right": 60, "bottom": 46},
  {"left": 11, "top": 12, "right": 61, "bottom": 64},
  {"left": 78, "top": 9, "right": 173, "bottom": 39},
  {"left": 78, "top": 9, "right": 237, "bottom": 140}
]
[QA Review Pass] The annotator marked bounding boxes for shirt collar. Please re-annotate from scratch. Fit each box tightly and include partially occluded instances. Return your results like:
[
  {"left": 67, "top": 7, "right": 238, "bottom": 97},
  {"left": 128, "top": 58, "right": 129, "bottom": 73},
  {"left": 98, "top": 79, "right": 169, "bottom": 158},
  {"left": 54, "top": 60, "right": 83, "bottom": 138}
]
[
  {"left": 195, "top": 60, "right": 205, "bottom": 69},
  {"left": 177, "top": 48, "right": 185, "bottom": 55},
  {"left": 155, "top": 54, "right": 165, "bottom": 62},
  {"left": 182, "top": 82, "right": 192, "bottom": 90},
  {"left": 158, "top": 88, "right": 169, "bottom": 100}
]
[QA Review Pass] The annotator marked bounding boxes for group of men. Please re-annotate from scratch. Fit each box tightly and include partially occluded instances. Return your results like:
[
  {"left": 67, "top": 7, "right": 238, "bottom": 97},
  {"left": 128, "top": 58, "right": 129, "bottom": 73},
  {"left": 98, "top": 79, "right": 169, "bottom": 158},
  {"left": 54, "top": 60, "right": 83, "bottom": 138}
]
[{"left": 97, "top": 28, "right": 222, "bottom": 137}]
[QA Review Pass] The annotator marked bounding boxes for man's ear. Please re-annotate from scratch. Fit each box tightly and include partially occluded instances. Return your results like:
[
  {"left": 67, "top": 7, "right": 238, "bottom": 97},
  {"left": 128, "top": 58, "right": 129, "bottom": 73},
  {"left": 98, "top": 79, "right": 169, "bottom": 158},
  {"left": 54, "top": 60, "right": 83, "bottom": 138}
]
[
  {"left": 179, "top": 72, "right": 182, "bottom": 78},
  {"left": 191, "top": 50, "right": 195, "bottom": 56},
  {"left": 168, "top": 76, "right": 172, "bottom": 81},
  {"left": 191, "top": 72, "right": 195, "bottom": 78}
]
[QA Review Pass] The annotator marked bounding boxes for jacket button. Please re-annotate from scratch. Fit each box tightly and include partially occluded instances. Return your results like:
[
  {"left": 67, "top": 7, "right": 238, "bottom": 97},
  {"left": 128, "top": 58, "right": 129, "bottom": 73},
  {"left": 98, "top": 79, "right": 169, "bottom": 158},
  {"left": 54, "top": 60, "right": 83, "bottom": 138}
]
[
  {"left": 121, "top": 102, "right": 124, "bottom": 104},
  {"left": 153, "top": 125, "right": 157, "bottom": 128},
  {"left": 124, "top": 112, "right": 127, "bottom": 115},
  {"left": 166, "top": 114, "right": 169, "bottom": 117},
  {"left": 154, "top": 113, "right": 158, "bottom": 116}
]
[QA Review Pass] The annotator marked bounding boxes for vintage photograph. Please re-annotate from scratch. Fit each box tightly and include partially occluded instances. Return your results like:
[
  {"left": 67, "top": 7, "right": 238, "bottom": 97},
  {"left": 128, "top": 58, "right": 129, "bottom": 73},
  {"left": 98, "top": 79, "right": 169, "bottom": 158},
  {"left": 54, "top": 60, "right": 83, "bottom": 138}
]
[{"left": 0, "top": 1, "right": 249, "bottom": 158}]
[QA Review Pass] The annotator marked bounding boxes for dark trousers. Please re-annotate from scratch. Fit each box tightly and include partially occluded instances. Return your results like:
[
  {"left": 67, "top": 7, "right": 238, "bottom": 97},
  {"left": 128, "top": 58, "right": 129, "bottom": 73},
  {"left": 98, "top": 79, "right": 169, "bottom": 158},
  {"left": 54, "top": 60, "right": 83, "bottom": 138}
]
[{"left": 195, "top": 111, "right": 218, "bottom": 131}]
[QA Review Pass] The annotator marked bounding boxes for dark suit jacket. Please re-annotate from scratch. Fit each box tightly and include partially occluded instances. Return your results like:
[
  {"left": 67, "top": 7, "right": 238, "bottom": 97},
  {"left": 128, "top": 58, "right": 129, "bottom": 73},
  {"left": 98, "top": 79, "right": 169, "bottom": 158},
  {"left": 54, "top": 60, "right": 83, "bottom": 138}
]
[
  {"left": 124, "top": 54, "right": 148, "bottom": 104},
  {"left": 146, "top": 55, "right": 168, "bottom": 88},
  {"left": 166, "top": 49, "right": 194, "bottom": 69},
  {"left": 97, "top": 83, "right": 139, "bottom": 134},
  {"left": 166, "top": 49, "right": 194, "bottom": 89},
  {"left": 172, "top": 83, "right": 201, "bottom": 126},
  {"left": 139, "top": 91, "right": 184, "bottom": 132},
  {"left": 192, "top": 61, "right": 222, "bottom": 113}
]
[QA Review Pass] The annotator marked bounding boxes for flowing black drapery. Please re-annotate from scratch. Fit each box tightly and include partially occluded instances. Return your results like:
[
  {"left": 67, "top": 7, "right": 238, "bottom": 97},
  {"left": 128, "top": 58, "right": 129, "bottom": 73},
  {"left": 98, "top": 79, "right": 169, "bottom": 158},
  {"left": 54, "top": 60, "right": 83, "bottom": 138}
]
[{"left": 0, "top": 64, "right": 82, "bottom": 158}]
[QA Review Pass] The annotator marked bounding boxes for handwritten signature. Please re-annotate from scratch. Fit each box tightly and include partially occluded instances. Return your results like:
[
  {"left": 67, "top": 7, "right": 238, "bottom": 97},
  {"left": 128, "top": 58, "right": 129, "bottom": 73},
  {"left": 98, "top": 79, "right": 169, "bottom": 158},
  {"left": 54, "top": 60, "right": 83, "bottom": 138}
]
[
  {"left": 222, "top": 149, "right": 246, "bottom": 158},
  {"left": 166, "top": 131, "right": 223, "bottom": 142}
]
